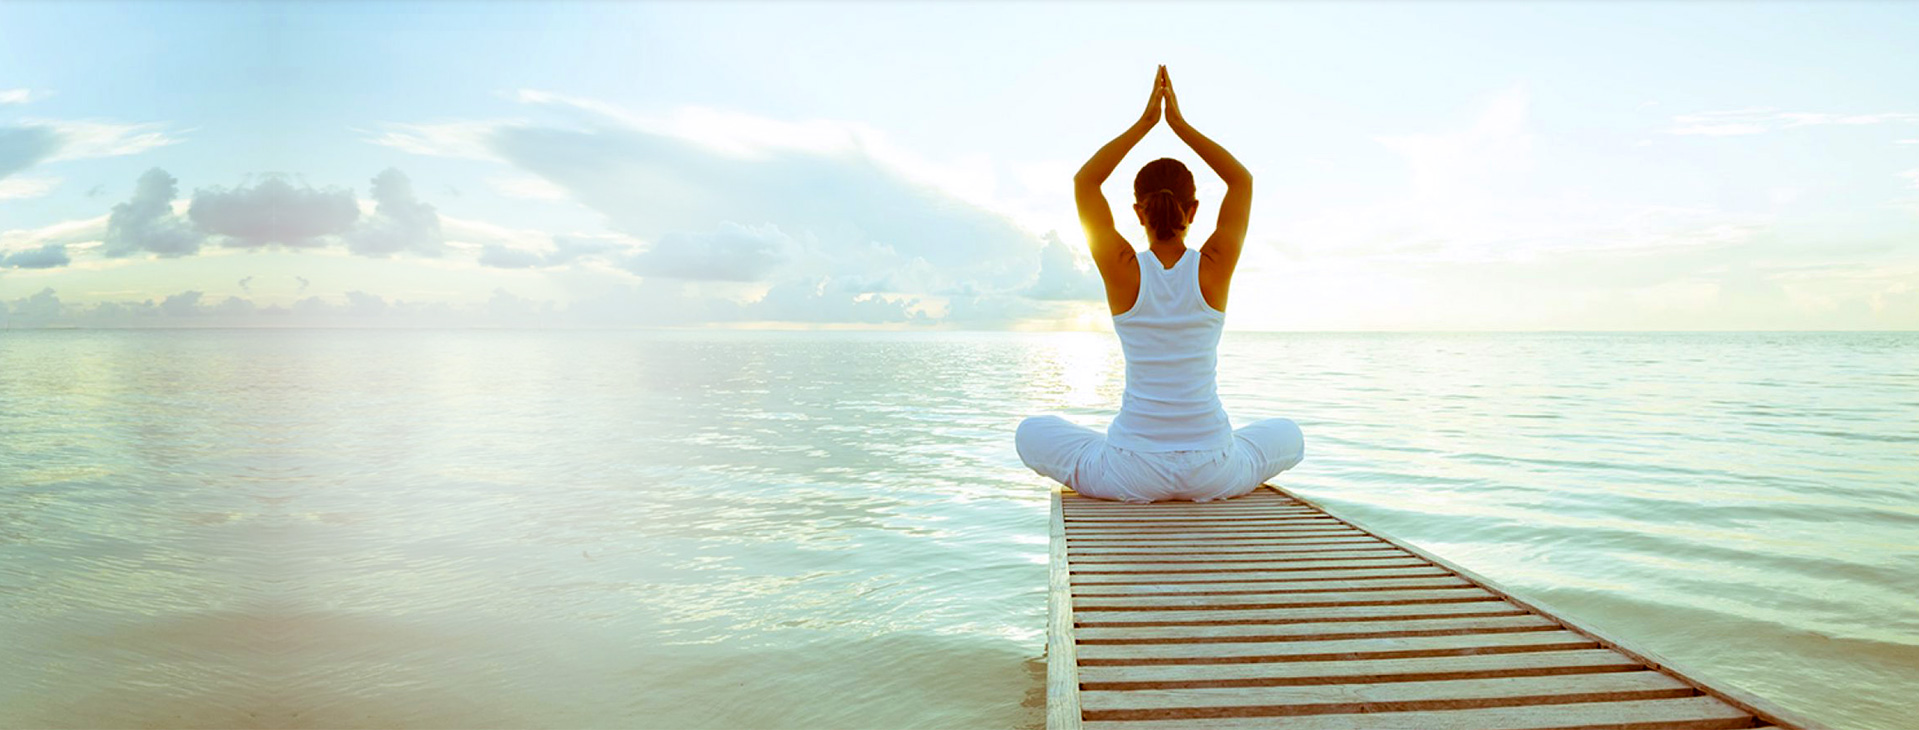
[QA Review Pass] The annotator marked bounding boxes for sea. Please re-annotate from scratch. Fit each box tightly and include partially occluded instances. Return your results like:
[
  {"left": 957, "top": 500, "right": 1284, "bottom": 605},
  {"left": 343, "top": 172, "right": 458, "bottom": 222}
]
[{"left": 1, "top": 329, "right": 1914, "bottom": 729}]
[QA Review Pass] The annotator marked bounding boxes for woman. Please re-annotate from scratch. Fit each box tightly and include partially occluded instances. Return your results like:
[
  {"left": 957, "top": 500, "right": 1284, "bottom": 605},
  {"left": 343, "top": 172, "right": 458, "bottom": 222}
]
[{"left": 1016, "top": 65, "right": 1304, "bottom": 503}]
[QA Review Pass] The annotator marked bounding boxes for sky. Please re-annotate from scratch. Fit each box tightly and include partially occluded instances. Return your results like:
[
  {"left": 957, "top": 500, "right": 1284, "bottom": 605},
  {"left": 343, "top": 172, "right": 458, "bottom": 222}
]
[{"left": 2, "top": 0, "right": 1917, "bottom": 330}]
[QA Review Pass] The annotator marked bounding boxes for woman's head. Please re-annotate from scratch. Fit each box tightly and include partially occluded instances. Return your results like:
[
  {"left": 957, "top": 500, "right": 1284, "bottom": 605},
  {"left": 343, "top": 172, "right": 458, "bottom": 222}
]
[{"left": 1132, "top": 157, "right": 1198, "bottom": 244}]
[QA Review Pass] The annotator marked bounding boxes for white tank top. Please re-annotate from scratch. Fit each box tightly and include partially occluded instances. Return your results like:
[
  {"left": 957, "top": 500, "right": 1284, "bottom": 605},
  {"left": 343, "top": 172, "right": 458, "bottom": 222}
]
[{"left": 1106, "top": 247, "right": 1234, "bottom": 452}]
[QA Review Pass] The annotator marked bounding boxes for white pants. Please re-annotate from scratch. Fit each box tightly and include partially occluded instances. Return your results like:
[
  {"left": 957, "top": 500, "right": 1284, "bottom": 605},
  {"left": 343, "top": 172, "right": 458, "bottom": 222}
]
[{"left": 1015, "top": 416, "right": 1305, "bottom": 503}]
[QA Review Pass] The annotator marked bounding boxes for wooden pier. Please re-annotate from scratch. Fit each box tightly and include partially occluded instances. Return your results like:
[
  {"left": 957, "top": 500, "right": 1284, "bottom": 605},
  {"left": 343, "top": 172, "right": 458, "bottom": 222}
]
[{"left": 1047, "top": 485, "right": 1827, "bottom": 730}]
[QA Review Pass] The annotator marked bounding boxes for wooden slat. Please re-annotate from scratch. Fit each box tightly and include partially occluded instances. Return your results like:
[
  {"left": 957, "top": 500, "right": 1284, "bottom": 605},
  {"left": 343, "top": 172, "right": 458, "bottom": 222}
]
[
  {"left": 1065, "top": 514, "right": 1335, "bottom": 522},
  {"left": 1080, "top": 671, "right": 1692, "bottom": 719},
  {"left": 1066, "top": 534, "right": 1381, "bottom": 545},
  {"left": 1071, "top": 566, "right": 1452, "bottom": 584},
  {"left": 1077, "top": 648, "right": 1646, "bottom": 689},
  {"left": 1080, "top": 696, "right": 1753, "bottom": 730},
  {"left": 1069, "top": 550, "right": 1409, "bottom": 563},
  {"left": 1073, "top": 576, "right": 1468, "bottom": 596},
  {"left": 1065, "top": 498, "right": 1305, "bottom": 508},
  {"left": 1076, "top": 630, "right": 1595, "bottom": 664},
  {"left": 1072, "top": 587, "right": 1496, "bottom": 611},
  {"left": 1075, "top": 603, "right": 1529, "bottom": 627},
  {"left": 1067, "top": 531, "right": 1368, "bottom": 541},
  {"left": 1067, "top": 530, "right": 1361, "bottom": 539},
  {"left": 1072, "top": 557, "right": 1430, "bottom": 573},
  {"left": 1075, "top": 614, "right": 1557, "bottom": 644},
  {"left": 1047, "top": 488, "right": 1082, "bottom": 730},
  {"left": 1065, "top": 522, "right": 1358, "bottom": 532},
  {"left": 1067, "top": 544, "right": 1403, "bottom": 556}
]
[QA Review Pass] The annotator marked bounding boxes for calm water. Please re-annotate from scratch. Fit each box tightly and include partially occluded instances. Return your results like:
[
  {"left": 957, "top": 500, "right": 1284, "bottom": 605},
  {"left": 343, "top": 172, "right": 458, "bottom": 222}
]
[{"left": 1, "top": 329, "right": 1915, "bottom": 729}]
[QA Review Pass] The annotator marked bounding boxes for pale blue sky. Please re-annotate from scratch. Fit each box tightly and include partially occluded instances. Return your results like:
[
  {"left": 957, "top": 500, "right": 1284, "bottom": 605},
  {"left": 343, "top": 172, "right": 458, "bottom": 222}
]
[{"left": 3, "top": 0, "right": 1916, "bottom": 329}]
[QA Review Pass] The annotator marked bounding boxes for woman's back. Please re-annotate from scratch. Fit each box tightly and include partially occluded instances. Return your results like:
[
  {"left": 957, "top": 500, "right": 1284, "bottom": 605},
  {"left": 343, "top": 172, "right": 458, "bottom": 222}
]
[{"left": 1107, "top": 247, "right": 1232, "bottom": 453}]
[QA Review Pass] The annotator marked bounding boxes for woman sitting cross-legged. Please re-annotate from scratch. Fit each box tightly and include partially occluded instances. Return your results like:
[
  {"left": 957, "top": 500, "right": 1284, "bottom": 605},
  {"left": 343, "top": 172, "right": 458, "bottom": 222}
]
[{"left": 1016, "top": 65, "right": 1304, "bottom": 503}]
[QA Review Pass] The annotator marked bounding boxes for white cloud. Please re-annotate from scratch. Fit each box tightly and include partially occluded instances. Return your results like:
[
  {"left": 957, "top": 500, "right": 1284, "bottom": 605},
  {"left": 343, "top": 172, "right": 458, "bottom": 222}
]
[
  {"left": 358, "top": 120, "right": 508, "bottom": 161},
  {"left": 188, "top": 175, "right": 360, "bottom": 249},
  {"left": 1667, "top": 109, "right": 1919, "bottom": 136},
  {"left": 1, "top": 242, "right": 70, "bottom": 269},
  {"left": 1024, "top": 230, "right": 1101, "bottom": 301},
  {"left": 469, "top": 95, "right": 1054, "bottom": 325},
  {"left": 0, "top": 176, "right": 60, "bottom": 199},
  {"left": 1, "top": 125, "right": 62, "bottom": 178},
  {"left": 102, "top": 168, "right": 204, "bottom": 257},
  {"left": 624, "top": 222, "right": 797, "bottom": 281},
  {"left": 345, "top": 168, "right": 445, "bottom": 257},
  {"left": 29, "top": 118, "right": 184, "bottom": 161},
  {"left": 486, "top": 175, "right": 570, "bottom": 201},
  {"left": 0, "top": 88, "right": 43, "bottom": 105}
]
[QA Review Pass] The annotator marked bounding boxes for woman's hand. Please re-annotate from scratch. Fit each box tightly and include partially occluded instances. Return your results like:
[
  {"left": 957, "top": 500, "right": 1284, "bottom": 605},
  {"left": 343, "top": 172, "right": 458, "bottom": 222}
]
[
  {"left": 1161, "top": 66, "right": 1186, "bottom": 128},
  {"left": 1138, "top": 64, "right": 1167, "bottom": 128}
]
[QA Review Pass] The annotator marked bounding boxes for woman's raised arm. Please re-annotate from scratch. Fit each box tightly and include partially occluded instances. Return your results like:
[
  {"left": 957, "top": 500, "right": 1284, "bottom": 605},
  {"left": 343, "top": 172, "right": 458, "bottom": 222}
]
[
  {"left": 1162, "top": 69, "right": 1252, "bottom": 293},
  {"left": 1075, "top": 66, "right": 1166, "bottom": 282}
]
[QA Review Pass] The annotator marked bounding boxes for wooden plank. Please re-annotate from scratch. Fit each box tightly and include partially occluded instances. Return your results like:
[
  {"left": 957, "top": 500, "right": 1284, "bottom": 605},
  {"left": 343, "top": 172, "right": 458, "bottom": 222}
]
[
  {"left": 1064, "top": 496, "right": 1305, "bottom": 507},
  {"left": 1066, "top": 537, "right": 1381, "bottom": 545},
  {"left": 1067, "top": 544, "right": 1403, "bottom": 556},
  {"left": 1067, "top": 530, "right": 1368, "bottom": 541},
  {"left": 1064, "top": 509, "right": 1319, "bottom": 517},
  {"left": 1072, "top": 557, "right": 1431, "bottom": 573},
  {"left": 1065, "top": 519, "right": 1347, "bottom": 529},
  {"left": 1072, "top": 587, "right": 1496, "bottom": 611},
  {"left": 1079, "top": 696, "right": 1752, "bottom": 730},
  {"left": 1074, "top": 603, "right": 1529, "bottom": 627},
  {"left": 1066, "top": 526, "right": 1363, "bottom": 536},
  {"left": 1075, "top": 614, "right": 1557, "bottom": 644},
  {"left": 1072, "top": 575, "right": 1471, "bottom": 597},
  {"left": 1271, "top": 486, "right": 1828, "bottom": 730},
  {"left": 1077, "top": 648, "right": 1645, "bottom": 689},
  {"left": 1047, "top": 487, "right": 1082, "bottom": 730},
  {"left": 1075, "top": 629, "right": 1595, "bottom": 664},
  {"left": 1071, "top": 566, "right": 1451, "bottom": 585},
  {"left": 1069, "top": 550, "right": 1409, "bottom": 563},
  {"left": 1080, "top": 670, "right": 1692, "bottom": 719},
  {"left": 1066, "top": 514, "right": 1335, "bottom": 518}
]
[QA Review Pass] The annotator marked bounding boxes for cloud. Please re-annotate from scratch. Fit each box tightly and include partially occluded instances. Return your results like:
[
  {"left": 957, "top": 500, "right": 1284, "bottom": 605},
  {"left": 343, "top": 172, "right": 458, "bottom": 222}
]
[
  {"left": 0, "top": 88, "right": 40, "bottom": 105},
  {"left": 623, "top": 222, "right": 795, "bottom": 281},
  {"left": 0, "top": 176, "right": 59, "bottom": 199},
  {"left": 358, "top": 121, "right": 505, "bottom": 161},
  {"left": 102, "top": 168, "right": 205, "bottom": 258},
  {"left": 238, "top": 275, "right": 254, "bottom": 293},
  {"left": 1024, "top": 230, "right": 1102, "bottom": 301},
  {"left": 160, "top": 290, "right": 205, "bottom": 316},
  {"left": 0, "top": 125, "right": 62, "bottom": 178},
  {"left": 462, "top": 100, "right": 1056, "bottom": 328},
  {"left": 1, "top": 213, "right": 107, "bottom": 255},
  {"left": 1667, "top": 109, "right": 1919, "bottom": 136},
  {"left": 741, "top": 278, "right": 926, "bottom": 324},
  {"left": 477, "top": 244, "right": 546, "bottom": 269},
  {"left": 474, "top": 233, "right": 632, "bottom": 270},
  {"left": 37, "top": 119, "right": 183, "bottom": 161},
  {"left": 189, "top": 176, "right": 361, "bottom": 248},
  {"left": 2, "top": 242, "right": 71, "bottom": 269},
  {"left": 492, "top": 122, "right": 1038, "bottom": 290},
  {"left": 1, "top": 288, "right": 63, "bottom": 325},
  {"left": 345, "top": 168, "right": 445, "bottom": 257},
  {"left": 486, "top": 175, "right": 569, "bottom": 200}
]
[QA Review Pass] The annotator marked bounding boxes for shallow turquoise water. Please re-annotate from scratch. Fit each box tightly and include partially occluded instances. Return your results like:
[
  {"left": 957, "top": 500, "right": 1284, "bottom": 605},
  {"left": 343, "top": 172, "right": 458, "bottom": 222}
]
[{"left": 1, "top": 330, "right": 1914, "bottom": 728}]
